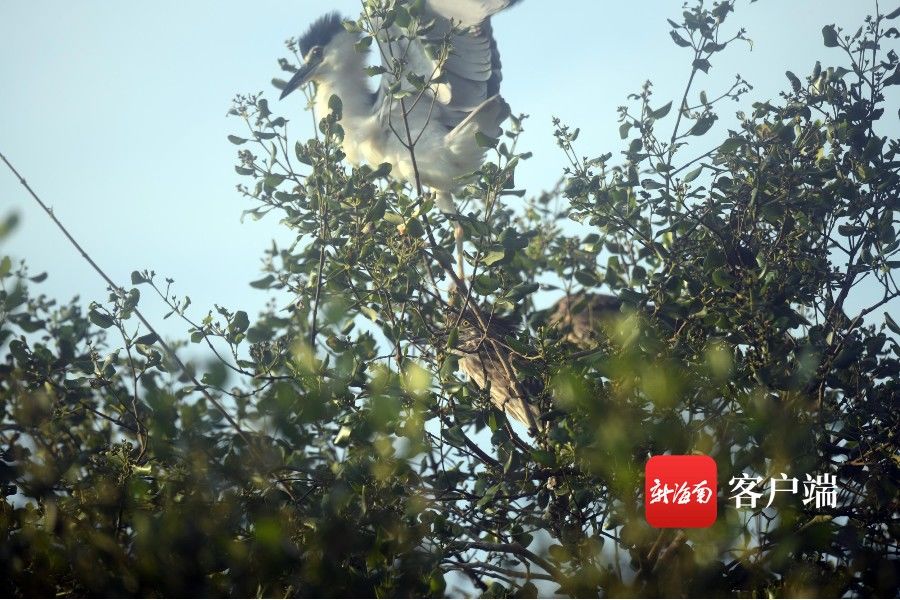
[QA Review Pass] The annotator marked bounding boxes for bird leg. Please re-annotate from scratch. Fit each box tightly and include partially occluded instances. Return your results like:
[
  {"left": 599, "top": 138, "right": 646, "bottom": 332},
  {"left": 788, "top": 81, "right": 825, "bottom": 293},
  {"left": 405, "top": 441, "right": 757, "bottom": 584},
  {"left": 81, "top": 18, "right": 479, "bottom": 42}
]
[
  {"left": 454, "top": 221, "right": 465, "bottom": 282},
  {"left": 437, "top": 191, "right": 465, "bottom": 284}
]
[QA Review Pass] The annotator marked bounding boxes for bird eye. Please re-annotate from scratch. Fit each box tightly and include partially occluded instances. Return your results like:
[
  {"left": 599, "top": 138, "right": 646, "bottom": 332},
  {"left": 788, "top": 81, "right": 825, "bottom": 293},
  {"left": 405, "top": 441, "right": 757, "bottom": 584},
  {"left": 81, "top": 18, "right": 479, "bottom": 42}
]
[{"left": 312, "top": 47, "right": 322, "bottom": 58}]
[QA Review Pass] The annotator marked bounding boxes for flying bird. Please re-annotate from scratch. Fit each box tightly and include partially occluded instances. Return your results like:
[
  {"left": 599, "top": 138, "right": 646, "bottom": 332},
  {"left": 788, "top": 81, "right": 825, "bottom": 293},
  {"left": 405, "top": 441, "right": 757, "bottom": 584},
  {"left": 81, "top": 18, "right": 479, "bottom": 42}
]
[{"left": 278, "top": 1, "right": 522, "bottom": 274}]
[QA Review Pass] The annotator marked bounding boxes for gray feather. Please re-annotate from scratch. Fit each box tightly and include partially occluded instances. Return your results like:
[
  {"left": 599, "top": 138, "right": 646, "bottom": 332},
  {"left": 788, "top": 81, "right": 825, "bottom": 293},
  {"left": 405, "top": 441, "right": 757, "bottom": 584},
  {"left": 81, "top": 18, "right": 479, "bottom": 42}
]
[
  {"left": 372, "top": 0, "right": 520, "bottom": 134},
  {"left": 425, "top": 0, "right": 524, "bottom": 26}
]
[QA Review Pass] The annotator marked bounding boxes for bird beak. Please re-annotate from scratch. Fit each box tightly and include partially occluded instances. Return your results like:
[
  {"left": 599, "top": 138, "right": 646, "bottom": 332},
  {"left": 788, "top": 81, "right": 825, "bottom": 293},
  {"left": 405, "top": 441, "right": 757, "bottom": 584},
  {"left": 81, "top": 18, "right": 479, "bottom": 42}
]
[{"left": 279, "top": 62, "right": 316, "bottom": 99}]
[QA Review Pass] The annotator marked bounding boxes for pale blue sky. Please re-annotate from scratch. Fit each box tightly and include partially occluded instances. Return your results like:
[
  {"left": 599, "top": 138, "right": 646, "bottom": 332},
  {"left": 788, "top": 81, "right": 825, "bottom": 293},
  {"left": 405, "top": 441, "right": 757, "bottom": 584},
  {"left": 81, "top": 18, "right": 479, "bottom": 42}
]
[{"left": 1, "top": 1, "right": 894, "bottom": 340}]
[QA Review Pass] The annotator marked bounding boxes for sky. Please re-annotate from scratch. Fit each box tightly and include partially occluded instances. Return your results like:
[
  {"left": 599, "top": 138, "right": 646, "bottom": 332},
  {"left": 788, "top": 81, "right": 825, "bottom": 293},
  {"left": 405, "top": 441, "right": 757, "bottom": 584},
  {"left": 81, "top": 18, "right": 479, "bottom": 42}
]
[{"left": 1, "top": 0, "right": 896, "bottom": 342}]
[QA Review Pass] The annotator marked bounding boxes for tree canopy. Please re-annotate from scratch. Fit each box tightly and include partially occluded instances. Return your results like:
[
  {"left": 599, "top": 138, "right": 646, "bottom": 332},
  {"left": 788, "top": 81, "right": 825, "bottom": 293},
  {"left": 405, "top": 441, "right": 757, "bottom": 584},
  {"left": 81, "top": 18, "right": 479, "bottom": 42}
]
[{"left": 2, "top": 0, "right": 899, "bottom": 597}]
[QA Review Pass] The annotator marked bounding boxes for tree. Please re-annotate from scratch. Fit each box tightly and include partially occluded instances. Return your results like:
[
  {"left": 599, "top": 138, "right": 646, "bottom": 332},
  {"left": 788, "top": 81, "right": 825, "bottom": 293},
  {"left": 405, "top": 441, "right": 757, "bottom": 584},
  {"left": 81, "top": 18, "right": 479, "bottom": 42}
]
[{"left": 2, "top": 0, "right": 898, "bottom": 596}]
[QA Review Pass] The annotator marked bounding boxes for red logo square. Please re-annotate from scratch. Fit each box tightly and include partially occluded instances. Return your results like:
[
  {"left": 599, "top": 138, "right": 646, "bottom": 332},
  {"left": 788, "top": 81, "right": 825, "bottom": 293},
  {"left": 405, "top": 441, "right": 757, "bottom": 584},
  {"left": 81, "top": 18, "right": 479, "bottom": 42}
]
[{"left": 645, "top": 455, "right": 717, "bottom": 528}]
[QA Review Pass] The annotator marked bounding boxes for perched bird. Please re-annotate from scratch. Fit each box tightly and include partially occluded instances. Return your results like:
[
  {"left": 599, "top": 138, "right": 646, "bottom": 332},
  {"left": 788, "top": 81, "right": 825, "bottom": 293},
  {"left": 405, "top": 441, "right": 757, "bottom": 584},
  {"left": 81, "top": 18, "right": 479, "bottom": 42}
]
[
  {"left": 548, "top": 293, "right": 622, "bottom": 349},
  {"left": 452, "top": 293, "right": 623, "bottom": 429},
  {"left": 278, "top": 1, "right": 522, "bottom": 274},
  {"left": 454, "top": 311, "right": 543, "bottom": 430}
]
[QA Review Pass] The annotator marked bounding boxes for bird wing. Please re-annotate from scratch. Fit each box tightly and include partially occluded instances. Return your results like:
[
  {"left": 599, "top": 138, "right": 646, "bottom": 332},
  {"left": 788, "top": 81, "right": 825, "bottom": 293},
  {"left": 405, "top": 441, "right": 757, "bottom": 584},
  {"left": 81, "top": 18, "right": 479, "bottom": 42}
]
[
  {"left": 372, "top": 0, "right": 520, "bottom": 131},
  {"left": 426, "top": 0, "right": 523, "bottom": 26}
]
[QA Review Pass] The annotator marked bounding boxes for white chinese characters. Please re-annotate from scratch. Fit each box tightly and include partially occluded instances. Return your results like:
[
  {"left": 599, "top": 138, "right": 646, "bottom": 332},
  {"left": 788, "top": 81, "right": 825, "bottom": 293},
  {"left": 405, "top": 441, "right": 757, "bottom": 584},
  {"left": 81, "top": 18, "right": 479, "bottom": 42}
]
[{"left": 728, "top": 472, "right": 839, "bottom": 509}]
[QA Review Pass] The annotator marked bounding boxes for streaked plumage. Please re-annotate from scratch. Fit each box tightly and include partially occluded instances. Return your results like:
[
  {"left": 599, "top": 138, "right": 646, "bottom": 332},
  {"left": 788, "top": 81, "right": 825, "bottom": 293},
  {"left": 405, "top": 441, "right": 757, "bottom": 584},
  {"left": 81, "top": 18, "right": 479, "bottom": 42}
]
[
  {"left": 455, "top": 312, "right": 543, "bottom": 430},
  {"left": 452, "top": 293, "right": 625, "bottom": 428},
  {"left": 548, "top": 293, "right": 622, "bottom": 349}
]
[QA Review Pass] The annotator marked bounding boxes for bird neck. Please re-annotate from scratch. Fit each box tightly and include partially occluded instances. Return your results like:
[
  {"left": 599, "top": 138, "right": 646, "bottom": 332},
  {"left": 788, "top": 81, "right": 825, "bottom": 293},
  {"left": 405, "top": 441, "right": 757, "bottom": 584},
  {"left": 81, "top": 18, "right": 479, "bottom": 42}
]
[{"left": 313, "top": 53, "right": 373, "bottom": 125}]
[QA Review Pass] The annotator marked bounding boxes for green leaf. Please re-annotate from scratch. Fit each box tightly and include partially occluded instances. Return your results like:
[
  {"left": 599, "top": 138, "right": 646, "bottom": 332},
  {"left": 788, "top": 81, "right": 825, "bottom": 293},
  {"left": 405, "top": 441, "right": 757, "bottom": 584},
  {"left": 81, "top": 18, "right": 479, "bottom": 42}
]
[
  {"left": 473, "top": 275, "right": 500, "bottom": 295},
  {"left": 394, "top": 6, "right": 410, "bottom": 28},
  {"left": 89, "top": 309, "right": 115, "bottom": 329},
  {"left": 14, "top": 314, "right": 45, "bottom": 333},
  {"left": 838, "top": 224, "right": 865, "bottom": 236},
  {"left": 718, "top": 137, "right": 743, "bottom": 154},
  {"left": 883, "top": 65, "right": 900, "bottom": 86},
  {"left": 0, "top": 213, "right": 19, "bottom": 240},
  {"left": 370, "top": 162, "right": 392, "bottom": 178},
  {"left": 619, "top": 288, "right": 647, "bottom": 304},
  {"left": 712, "top": 268, "right": 735, "bottom": 288},
  {"left": 428, "top": 571, "right": 446, "bottom": 596},
  {"left": 832, "top": 66, "right": 850, "bottom": 79},
  {"left": 507, "top": 282, "right": 539, "bottom": 301},
  {"left": 651, "top": 101, "right": 672, "bottom": 119},
  {"left": 230, "top": 310, "right": 250, "bottom": 334},
  {"left": 383, "top": 212, "right": 404, "bottom": 225},
  {"left": 629, "top": 138, "right": 643, "bottom": 154},
  {"left": 482, "top": 250, "right": 507, "bottom": 266},
  {"left": 123, "top": 288, "right": 140, "bottom": 312},
  {"left": 822, "top": 25, "right": 839, "bottom": 47},
  {"left": 670, "top": 30, "right": 691, "bottom": 47},
  {"left": 227, "top": 135, "right": 247, "bottom": 145},
  {"left": 250, "top": 274, "right": 275, "bottom": 289},
  {"left": 683, "top": 166, "right": 703, "bottom": 182},
  {"left": 334, "top": 426, "right": 352, "bottom": 447},
  {"left": 0, "top": 256, "right": 10, "bottom": 278},
  {"left": 445, "top": 327, "right": 459, "bottom": 350},
  {"left": 531, "top": 449, "right": 556, "bottom": 467},
  {"left": 886, "top": 312, "right": 900, "bottom": 335},
  {"left": 328, "top": 94, "right": 343, "bottom": 117},
  {"left": 474, "top": 131, "right": 497, "bottom": 149},
  {"left": 131, "top": 271, "right": 148, "bottom": 285},
  {"left": 574, "top": 270, "right": 599, "bottom": 286},
  {"left": 443, "top": 426, "right": 467, "bottom": 447},
  {"left": 688, "top": 115, "right": 716, "bottom": 136},
  {"left": 135, "top": 332, "right": 159, "bottom": 345},
  {"left": 501, "top": 228, "right": 528, "bottom": 251},
  {"left": 264, "top": 174, "right": 285, "bottom": 188},
  {"left": 786, "top": 71, "right": 802, "bottom": 93}
]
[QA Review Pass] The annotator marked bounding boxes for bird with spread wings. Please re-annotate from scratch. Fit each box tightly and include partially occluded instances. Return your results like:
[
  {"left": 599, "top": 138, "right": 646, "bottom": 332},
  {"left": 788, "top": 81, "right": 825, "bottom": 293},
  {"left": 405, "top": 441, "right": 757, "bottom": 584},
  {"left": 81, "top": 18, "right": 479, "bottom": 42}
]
[{"left": 278, "top": 0, "right": 522, "bottom": 277}]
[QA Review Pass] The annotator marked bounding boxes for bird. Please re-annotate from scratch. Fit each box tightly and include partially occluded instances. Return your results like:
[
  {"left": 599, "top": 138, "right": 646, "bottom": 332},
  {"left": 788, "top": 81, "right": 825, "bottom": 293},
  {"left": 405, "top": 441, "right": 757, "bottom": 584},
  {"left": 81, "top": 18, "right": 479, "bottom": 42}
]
[
  {"left": 453, "top": 310, "right": 543, "bottom": 430},
  {"left": 548, "top": 293, "right": 623, "bottom": 349},
  {"left": 278, "top": 1, "right": 522, "bottom": 277},
  {"left": 452, "top": 294, "right": 624, "bottom": 430}
]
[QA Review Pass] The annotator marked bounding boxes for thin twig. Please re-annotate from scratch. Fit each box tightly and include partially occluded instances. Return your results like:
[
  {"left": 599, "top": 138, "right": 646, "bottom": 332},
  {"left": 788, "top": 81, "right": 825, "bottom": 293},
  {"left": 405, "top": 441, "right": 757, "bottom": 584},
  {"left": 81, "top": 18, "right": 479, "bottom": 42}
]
[{"left": 0, "top": 150, "right": 253, "bottom": 446}]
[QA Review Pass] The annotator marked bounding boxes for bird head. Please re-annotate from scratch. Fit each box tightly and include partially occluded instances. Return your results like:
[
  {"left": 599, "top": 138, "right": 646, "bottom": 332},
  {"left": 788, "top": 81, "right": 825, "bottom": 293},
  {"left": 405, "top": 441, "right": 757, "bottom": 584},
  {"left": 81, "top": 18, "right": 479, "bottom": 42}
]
[{"left": 280, "top": 12, "right": 357, "bottom": 99}]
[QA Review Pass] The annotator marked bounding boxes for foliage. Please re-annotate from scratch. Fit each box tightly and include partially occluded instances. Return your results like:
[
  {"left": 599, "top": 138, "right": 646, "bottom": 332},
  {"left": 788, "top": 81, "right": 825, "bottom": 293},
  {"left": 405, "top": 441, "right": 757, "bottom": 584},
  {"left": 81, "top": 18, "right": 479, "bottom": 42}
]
[{"left": 2, "top": 0, "right": 899, "bottom": 597}]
